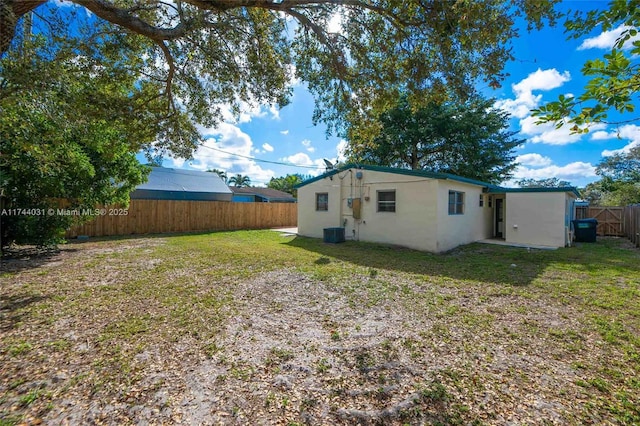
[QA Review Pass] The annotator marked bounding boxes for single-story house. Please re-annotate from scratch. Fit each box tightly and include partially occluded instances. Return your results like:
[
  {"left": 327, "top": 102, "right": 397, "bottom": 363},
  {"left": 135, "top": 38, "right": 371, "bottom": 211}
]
[
  {"left": 296, "top": 164, "right": 579, "bottom": 252},
  {"left": 230, "top": 187, "right": 296, "bottom": 203},
  {"left": 131, "top": 167, "right": 233, "bottom": 201}
]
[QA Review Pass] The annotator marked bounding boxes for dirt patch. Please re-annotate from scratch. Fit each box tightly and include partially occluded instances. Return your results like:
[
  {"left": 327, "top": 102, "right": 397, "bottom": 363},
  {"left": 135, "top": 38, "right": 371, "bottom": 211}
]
[
  {"left": 40, "top": 270, "right": 588, "bottom": 425},
  {"left": 1, "top": 235, "right": 637, "bottom": 425}
]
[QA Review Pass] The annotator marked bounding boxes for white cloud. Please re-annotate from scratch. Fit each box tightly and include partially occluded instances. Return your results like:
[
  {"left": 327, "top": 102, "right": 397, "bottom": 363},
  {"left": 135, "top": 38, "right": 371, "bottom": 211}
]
[
  {"left": 516, "top": 153, "right": 553, "bottom": 167},
  {"left": 591, "top": 130, "right": 612, "bottom": 140},
  {"left": 513, "top": 68, "right": 571, "bottom": 94},
  {"left": 213, "top": 100, "right": 280, "bottom": 125},
  {"left": 280, "top": 152, "right": 331, "bottom": 176},
  {"left": 578, "top": 25, "right": 640, "bottom": 50},
  {"left": 280, "top": 130, "right": 289, "bottom": 135},
  {"left": 519, "top": 116, "right": 581, "bottom": 145},
  {"left": 598, "top": 124, "right": 640, "bottom": 156},
  {"left": 513, "top": 161, "right": 597, "bottom": 181},
  {"left": 262, "top": 143, "right": 274, "bottom": 152},
  {"left": 495, "top": 68, "right": 571, "bottom": 119},
  {"left": 268, "top": 104, "right": 281, "bottom": 120},
  {"left": 517, "top": 116, "right": 606, "bottom": 146},
  {"left": 336, "top": 139, "right": 348, "bottom": 163},
  {"left": 328, "top": 12, "right": 344, "bottom": 34},
  {"left": 602, "top": 141, "right": 640, "bottom": 156},
  {"left": 167, "top": 122, "right": 275, "bottom": 183},
  {"left": 282, "top": 152, "right": 313, "bottom": 165},
  {"left": 301, "top": 139, "right": 316, "bottom": 153}
]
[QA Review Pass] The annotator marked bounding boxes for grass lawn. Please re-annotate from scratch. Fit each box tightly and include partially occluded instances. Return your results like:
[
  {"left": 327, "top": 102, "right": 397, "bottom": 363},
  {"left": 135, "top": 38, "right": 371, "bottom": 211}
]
[{"left": 1, "top": 230, "right": 639, "bottom": 425}]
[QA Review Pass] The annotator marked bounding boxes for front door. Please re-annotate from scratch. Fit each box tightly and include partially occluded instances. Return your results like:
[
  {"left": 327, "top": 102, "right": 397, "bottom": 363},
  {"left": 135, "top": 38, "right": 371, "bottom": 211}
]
[{"left": 495, "top": 198, "right": 504, "bottom": 238}]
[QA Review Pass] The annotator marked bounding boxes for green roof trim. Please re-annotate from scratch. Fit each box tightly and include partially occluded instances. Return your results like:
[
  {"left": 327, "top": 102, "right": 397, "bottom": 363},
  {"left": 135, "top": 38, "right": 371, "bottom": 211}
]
[
  {"left": 487, "top": 186, "right": 580, "bottom": 197},
  {"left": 295, "top": 164, "right": 580, "bottom": 197},
  {"left": 295, "top": 164, "right": 502, "bottom": 189},
  {"left": 294, "top": 168, "right": 342, "bottom": 188}
]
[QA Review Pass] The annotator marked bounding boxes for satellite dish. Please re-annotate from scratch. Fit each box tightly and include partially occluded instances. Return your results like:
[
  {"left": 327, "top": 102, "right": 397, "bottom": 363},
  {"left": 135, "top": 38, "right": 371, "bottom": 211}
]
[{"left": 323, "top": 159, "right": 335, "bottom": 170}]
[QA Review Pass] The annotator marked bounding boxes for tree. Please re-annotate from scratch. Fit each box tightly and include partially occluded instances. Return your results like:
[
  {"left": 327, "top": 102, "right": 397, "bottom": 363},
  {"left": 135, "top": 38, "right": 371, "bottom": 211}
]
[
  {"left": 532, "top": 1, "right": 640, "bottom": 132},
  {"left": 346, "top": 97, "right": 522, "bottom": 184},
  {"left": 0, "top": 11, "right": 222, "bottom": 248},
  {"left": 1, "top": 1, "right": 560, "bottom": 142},
  {"left": 228, "top": 174, "right": 251, "bottom": 188},
  {"left": 268, "top": 174, "right": 304, "bottom": 197},
  {"left": 516, "top": 178, "right": 573, "bottom": 188},
  {"left": 0, "top": 19, "right": 170, "bottom": 247},
  {"left": 592, "top": 145, "right": 640, "bottom": 205},
  {"left": 580, "top": 181, "right": 605, "bottom": 205},
  {"left": 207, "top": 169, "right": 228, "bottom": 183}
]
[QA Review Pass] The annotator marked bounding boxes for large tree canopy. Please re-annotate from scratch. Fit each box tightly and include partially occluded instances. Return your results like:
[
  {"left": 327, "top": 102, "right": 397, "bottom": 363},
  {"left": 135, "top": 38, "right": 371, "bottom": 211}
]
[
  {"left": 346, "top": 97, "right": 523, "bottom": 184},
  {"left": 516, "top": 177, "right": 572, "bottom": 188},
  {"left": 590, "top": 146, "right": 640, "bottom": 205},
  {"left": 0, "top": 22, "right": 159, "bottom": 247},
  {"left": 1, "top": 0, "right": 559, "bottom": 145},
  {"left": 268, "top": 174, "right": 305, "bottom": 196}
]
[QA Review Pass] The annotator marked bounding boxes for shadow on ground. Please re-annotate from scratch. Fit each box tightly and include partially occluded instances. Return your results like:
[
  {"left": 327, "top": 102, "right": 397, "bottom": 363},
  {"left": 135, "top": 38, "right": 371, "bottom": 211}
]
[
  {"left": 0, "top": 293, "right": 47, "bottom": 332},
  {"left": 0, "top": 246, "right": 79, "bottom": 273},
  {"left": 285, "top": 235, "right": 639, "bottom": 287}
]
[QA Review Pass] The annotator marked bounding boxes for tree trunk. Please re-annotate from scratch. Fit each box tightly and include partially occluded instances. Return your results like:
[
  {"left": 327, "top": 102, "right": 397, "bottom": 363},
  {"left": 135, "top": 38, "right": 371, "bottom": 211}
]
[{"left": 0, "top": 0, "right": 45, "bottom": 55}]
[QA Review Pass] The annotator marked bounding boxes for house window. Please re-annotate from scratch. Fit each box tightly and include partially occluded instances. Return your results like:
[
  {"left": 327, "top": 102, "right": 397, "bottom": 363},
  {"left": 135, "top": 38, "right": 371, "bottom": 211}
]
[
  {"left": 448, "top": 191, "right": 464, "bottom": 215},
  {"left": 488, "top": 196, "right": 493, "bottom": 208},
  {"left": 377, "top": 190, "right": 396, "bottom": 212},
  {"left": 479, "top": 194, "right": 484, "bottom": 207},
  {"left": 316, "top": 193, "right": 328, "bottom": 211}
]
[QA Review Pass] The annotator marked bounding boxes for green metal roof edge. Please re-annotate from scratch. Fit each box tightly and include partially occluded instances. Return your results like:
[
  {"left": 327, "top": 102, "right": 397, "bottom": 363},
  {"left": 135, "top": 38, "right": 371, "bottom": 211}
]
[
  {"left": 295, "top": 164, "right": 501, "bottom": 189},
  {"left": 294, "top": 168, "right": 342, "bottom": 188},
  {"left": 294, "top": 164, "right": 580, "bottom": 198},
  {"left": 487, "top": 186, "right": 580, "bottom": 197}
]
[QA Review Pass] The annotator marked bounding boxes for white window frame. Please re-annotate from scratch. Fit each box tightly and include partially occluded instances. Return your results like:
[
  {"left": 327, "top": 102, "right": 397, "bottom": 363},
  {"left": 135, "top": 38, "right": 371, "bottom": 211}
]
[
  {"left": 377, "top": 190, "right": 396, "bottom": 213},
  {"left": 448, "top": 191, "right": 464, "bottom": 215}
]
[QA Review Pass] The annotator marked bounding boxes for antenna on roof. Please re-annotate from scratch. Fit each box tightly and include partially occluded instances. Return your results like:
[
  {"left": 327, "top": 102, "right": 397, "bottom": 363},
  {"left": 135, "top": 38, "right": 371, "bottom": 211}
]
[{"left": 323, "top": 159, "right": 335, "bottom": 171}]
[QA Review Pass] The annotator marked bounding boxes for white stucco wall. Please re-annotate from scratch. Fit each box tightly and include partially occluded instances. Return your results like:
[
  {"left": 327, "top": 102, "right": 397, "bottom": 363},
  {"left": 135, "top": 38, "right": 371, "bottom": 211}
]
[
  {"left": 347, "top": 169, "right": 439, "bottom": 252},
  {"left": 504, "top": 192, "right": 574, "bottom": 248},
  {"left": 435, "top": 181, "right": 493, "bottom": 252},
  {"left": 298, "top": 168, "right": 494, "bottom": 252},
  {"left": 297, "top": 176, "right": 342, "bottom": 239}
]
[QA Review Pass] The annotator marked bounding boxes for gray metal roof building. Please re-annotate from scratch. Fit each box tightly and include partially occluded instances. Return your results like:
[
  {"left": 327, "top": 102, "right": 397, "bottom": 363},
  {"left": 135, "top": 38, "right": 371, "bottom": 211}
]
[{"left": 131, "top": 167, "right": 233, "bottom": 201}]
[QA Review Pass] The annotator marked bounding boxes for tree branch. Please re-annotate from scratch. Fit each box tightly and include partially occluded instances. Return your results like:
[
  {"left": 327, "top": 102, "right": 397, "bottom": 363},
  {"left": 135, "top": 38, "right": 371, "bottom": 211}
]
[
  {"left": 285, "top": 7, "right": 348, "bottom": 75},
  {"left": 0, "top": 0, "right": 46, "bottom": 54},
  {"left": 74, "top": 0, "right": 194, "bottom": 41},
  {"left": 154, "top": 39, "right": 176, "bottom": 113}
]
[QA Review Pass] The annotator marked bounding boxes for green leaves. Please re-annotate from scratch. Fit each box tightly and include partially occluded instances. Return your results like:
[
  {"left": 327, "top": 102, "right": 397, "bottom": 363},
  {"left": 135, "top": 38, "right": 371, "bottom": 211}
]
[
  {"left": 347, "top": 96, "right": 522, "bottom": 184},
  {"left": 268, "top": 174, "right": 304, "bottom": 196},
  {"left": 535, "top": 1, "right": 640, "bottom": 132},
  {"left": 3, "top": 1, "right": 561, "bottom": 141},
  {"left": 228, "top": 174, "right": 252, "bottom": 188},
  {"left": 0, "top": 21, "right": 151, "bottom": 247}
]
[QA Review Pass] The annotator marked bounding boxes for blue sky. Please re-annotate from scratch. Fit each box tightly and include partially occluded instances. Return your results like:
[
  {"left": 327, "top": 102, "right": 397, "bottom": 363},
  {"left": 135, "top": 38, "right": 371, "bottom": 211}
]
[{"left": 49, "top": 1, "right": 633, "bottom": 188}]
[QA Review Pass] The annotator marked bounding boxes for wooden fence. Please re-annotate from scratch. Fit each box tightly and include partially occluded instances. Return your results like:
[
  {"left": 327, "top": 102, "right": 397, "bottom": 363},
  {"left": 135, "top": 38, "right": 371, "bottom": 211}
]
[
  {"left": 65, "top": 200, "right": 297, "bottom": 238},
  {"left": 624, "top": 205, "right": 640, "bottom": 248},
  {"left": 576, "top": 205, "right": 640, "bottom": 246},
  {"left": 587, "top": 206, "right": 624, "bottom": 236}
]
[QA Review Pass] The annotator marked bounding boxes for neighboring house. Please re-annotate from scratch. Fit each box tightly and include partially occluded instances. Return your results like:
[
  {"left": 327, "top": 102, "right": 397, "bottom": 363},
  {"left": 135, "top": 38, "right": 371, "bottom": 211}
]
[
  {"left": 131, "top": 167, "right": 233, "bottom": 201},
  {"left": 296, "top": 164, "right": 579, "bottom": 252},
  {"left": 230, "top": 187, "right": 296, "bottom": 203}
]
